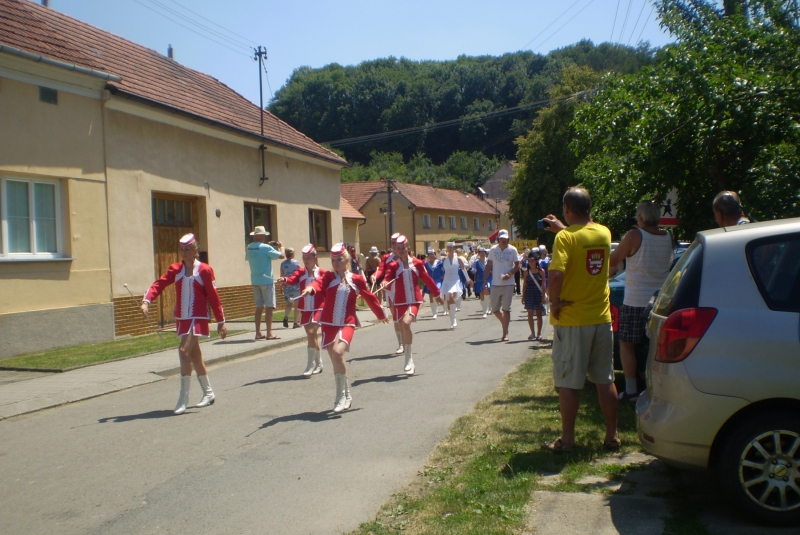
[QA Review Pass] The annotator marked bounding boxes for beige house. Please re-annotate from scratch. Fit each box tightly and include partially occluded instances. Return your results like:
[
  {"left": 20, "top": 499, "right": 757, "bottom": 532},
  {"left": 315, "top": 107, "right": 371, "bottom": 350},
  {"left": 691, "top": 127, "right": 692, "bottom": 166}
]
[
  {"left": 341, "top": 181, "right": 500, "bottom": 255},
  {"left": 340, "top": 197, "right": 366, "bottom": 253},
  {"left": 0, "top": 0, "right": 347, "bottom": 357}
]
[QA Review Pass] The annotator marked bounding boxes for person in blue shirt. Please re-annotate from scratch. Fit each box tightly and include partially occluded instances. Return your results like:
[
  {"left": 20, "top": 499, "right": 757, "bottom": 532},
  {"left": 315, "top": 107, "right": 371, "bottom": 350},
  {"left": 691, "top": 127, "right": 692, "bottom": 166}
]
[{"left": 246, "top": 226, "right": 284, "bottom": 340}]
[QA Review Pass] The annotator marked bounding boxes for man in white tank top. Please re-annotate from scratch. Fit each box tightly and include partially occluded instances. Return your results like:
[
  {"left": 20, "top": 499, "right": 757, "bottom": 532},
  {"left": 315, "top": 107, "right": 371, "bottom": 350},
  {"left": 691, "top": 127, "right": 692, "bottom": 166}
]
[{"left": 608, "top": 201, "right": 674, "bottom": 402}]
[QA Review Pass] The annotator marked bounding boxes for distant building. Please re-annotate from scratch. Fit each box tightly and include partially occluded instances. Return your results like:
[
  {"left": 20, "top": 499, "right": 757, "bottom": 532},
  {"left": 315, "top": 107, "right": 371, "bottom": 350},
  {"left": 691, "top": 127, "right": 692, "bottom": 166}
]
[{"left": 483, "top": 161, "right": 517, "bottom": 201}]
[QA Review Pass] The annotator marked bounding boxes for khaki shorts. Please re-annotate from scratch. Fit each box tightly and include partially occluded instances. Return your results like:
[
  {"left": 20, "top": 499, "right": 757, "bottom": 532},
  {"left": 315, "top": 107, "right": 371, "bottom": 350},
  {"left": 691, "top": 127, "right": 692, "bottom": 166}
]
[
  {"left": 551, "top": 323, "right": 614, "bottom": 389},
  {"left": 253, "top": 284, "right": 276, "bottom": 309},
  {"left": 490, "top": 285, "right": 514, "bottom": 312}
]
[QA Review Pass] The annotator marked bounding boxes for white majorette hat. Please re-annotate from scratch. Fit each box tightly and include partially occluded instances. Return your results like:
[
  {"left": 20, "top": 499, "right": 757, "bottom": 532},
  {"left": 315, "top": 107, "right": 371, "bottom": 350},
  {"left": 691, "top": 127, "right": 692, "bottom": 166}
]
[
  {"left": 369, "top": 246, "right": 379, "bottom": 254},
  {"left": 179, "top": 233, "right": 196, "bottom": 246},
  {"left": 440, "top": 250, "right": 446, "bottom": 256},
  {"left": 330, "top": 243, "right": 346, "bottom": 257},
  {"left": 250, "top": 225, "right": 269, "bottom": 236},
  {"left": 427, "top": 248, "right": 435, "bottom": 254},
  {"left": 301, "top": 244, "right": 316, "bottom": 255},
  {"left": 498, "top": 229, "right": 509, "bottom": 239},
  {"left": 446, "top": 241, "right": 456, "bottom": 247},
  {"left": 539, "top": 244, "right": 547, "bottom": 251},
  {"left": 390, "top": 232, "right": 401, "bottom": 242},
  {"left": 396, "top": 235, "right": 408, "bottom": 245}
]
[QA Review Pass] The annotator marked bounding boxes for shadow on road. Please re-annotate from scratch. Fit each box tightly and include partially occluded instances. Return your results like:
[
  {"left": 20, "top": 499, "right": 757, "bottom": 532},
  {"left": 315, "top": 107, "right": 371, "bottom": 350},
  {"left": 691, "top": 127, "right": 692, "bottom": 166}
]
[
  {"left": 351, "top": 374, "right": 411, "bottom": 386},
  {"left": 415, "top": 328, "right": 455, "bottom": 334},
  {"left": 97, "top": 410, "right": 178, "bottom": 423},
  {"left": 241, "top": 375, "right": 308, "bottom": 387},
  {"left": 347, "top": 353, "right": 397, "bottom": 363},
  {"left": 246, "top": 409, "right": 363, "bottom": 436}
]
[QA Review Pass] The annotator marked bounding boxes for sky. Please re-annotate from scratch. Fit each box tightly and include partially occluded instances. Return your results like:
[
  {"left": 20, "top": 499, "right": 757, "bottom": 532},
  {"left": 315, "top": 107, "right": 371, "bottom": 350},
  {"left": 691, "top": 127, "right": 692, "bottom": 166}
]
[{"left": 47, "top": 0, "right": 677, "bottom": 107}]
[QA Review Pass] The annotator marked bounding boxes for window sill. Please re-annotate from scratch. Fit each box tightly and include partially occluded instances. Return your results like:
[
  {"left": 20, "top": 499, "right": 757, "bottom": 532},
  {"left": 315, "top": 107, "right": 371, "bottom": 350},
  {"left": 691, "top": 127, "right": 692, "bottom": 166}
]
[{"left": 0, "top": 257, "right": 75, "bottom": 263}]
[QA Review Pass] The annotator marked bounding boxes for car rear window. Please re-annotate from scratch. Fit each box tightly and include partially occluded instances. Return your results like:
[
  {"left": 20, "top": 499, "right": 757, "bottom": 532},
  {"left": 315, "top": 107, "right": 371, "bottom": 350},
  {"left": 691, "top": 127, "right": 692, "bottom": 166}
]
[
  {"left": 653, "top": 240, "right": 703, "bottom": 317},
  {"left": 746, "top": 232, "right": 800, "bottom": 312}
]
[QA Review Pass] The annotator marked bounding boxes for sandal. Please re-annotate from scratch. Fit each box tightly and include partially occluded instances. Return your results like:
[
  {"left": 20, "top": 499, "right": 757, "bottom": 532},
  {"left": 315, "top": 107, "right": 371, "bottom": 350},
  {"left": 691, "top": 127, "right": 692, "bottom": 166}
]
[
  {"left": 543, "top": 438, "right": 574, "bottom": 454},
  {"left": 603, "top": 437, "right": 622, "bottom": 452},
  {"left": 254, "top": 334, "right": 266, "bottom": 340},
  {"left": 266, "top": 335, "right": 281, "bottom": 340}
]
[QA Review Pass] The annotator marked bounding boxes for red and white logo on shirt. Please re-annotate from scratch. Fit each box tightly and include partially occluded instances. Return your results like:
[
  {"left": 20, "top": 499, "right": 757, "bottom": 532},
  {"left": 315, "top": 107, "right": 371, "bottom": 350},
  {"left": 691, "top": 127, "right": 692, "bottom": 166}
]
[{"left": 586, "top": 249, "right": 605, "bottom": 275}]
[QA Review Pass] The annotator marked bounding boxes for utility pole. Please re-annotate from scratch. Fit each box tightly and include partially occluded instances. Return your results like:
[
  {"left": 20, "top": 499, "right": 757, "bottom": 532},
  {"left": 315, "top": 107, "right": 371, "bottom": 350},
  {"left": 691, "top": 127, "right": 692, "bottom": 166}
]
[
  {"left": 254, "top": 46, "right": 268, "bottom": 185},
  {"left": 383, "top": 178, "right": 396, "bottom": 239}
]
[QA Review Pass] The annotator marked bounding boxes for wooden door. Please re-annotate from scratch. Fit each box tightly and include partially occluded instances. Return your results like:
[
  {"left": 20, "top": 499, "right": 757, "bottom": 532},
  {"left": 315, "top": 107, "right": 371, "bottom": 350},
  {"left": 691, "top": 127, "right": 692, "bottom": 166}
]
[{"left": 152, "top": 194, "right": 199, "bottom": 327}]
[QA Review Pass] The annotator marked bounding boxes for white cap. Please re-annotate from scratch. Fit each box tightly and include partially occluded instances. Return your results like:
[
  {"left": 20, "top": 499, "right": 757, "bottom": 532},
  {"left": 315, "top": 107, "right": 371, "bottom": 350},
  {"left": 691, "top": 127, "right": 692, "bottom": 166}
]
[
  {"left": 396, "top": 235, "right": 408, "bottom": 244},
  {"left": 301, "top": 244, "right": 316, "bottom": 255},
  {"left": 498, "top": 229, "right": 509, "bottom": 239}
]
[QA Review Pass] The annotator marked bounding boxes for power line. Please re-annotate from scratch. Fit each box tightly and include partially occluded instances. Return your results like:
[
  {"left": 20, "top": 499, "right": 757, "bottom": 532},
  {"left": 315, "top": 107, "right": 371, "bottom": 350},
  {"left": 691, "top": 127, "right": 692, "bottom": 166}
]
[
  {"left": 131, "top": 0, "right": 252, "bottom": 58},
  {"left": 534, "top": 0, "right": 598, "bottom": 52},
  {"left": 165, "top": 0, "right": 258, "bottom": 48},
  {"left": 637, "top": 5, "right": 656, "bottom": 44},
  {"left": 140, "top": 0, "right": 253, "bottom": 52},
  {"left": 611, "top": 0, "right": 622, "bottom": 41},
  {"left": 618, "top": 0, "right": 635, "bottom": 42},
  {"left": 628, "top": 0, "right": 650, "bottom": 45},
  {"left": 520, "top": 0, "right": 584, "bottom": 51}
]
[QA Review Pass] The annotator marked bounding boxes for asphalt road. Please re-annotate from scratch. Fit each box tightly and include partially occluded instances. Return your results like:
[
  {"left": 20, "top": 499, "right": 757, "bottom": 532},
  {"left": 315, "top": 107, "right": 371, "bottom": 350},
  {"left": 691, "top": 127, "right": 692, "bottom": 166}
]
[{"left": 0, "top": 300, "right": 545, "bottom": 535}]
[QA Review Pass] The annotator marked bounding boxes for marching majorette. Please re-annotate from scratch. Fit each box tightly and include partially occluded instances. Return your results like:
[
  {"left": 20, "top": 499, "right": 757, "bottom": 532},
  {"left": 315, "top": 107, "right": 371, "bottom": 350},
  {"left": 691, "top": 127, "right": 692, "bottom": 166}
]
[
  {"left": 422, "top": 249, "right": 442, "bottom": 318},
  {"left": 278, "top": 244, "right": 327, "bottom": 376},
  {"left": 141, "top": 233, "right": 227, "bottom": 415},
  {"left": 301, "top": 243, "right": 388, "bottom": 413},
  {"left": 370, "top": 232, "right": 404, "bottom": 354},
  {"left": 441, "top": 242, "right": 472, "bottom": 329},
  {"left": 381, "top": 236, "right": 444, "bottom": 375},
  {"left": 471, "top": 248, "right": 492, "bottom": 317}
]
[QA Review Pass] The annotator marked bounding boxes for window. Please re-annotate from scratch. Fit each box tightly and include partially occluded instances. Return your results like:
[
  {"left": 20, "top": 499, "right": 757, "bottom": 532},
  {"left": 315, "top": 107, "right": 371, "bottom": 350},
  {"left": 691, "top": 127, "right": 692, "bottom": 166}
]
[
  {"left": 488, "top": 219, "right": 494, "bottom": 231},
  {"left": 309, "top": 209, "right": 330, "bottom": 251},
  {"left": 747, "top": 233, "right": 800, "bottom": 312},
  {"left": 422, "top": 214, "right": 431, "bottom": 229},
  {"left": 473, "top": 218, "right": 480, "bottom": 230},
  {"left": 461, "top": 217, "right": 467, "bottom": 230},
  {"left": 449, "top": 216, "right": 456, "bottom": 229},
  {"left": 244, "top": 202, "right": 273, "bottom": 244},
  {"left": 438, "top": 215, "right": 445, "bottom": 229},
  {"left": 153, "top": 198, "right": 194, "bottom": 227},
  {"left": 1, "top": 177, "right": 63, "bottom": 257},
  {"left": 39, "top": 86, "right": 58, "bottom": 105}
]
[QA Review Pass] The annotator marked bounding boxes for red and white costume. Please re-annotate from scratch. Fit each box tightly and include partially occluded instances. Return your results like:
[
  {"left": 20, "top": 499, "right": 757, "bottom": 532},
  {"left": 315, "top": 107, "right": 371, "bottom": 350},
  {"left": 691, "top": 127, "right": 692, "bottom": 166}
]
[
  {"left": 309, "top": 270, "right": 386, "bottom": 348},
  {"left": 383, "top": 256, "right": 441, "bottom": 321},
  {"left": 284, "top": 266, "right": 327, "bottom": 326},
  {"left": 144, "top": 260, "right": 225, "bottom": 337}
]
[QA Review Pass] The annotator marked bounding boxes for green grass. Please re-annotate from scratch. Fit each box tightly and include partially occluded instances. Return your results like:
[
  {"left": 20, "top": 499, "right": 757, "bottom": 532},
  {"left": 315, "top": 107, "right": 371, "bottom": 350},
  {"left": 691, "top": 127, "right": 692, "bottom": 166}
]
[
  {"left": 232, "top": 310, "right": 287, "bottom": 323},
  {"left": 351, "top": 352, "right": 651, "bottom": 535},
  {"left": 0, "top": 329, "right": 243, "bottom": 371}
]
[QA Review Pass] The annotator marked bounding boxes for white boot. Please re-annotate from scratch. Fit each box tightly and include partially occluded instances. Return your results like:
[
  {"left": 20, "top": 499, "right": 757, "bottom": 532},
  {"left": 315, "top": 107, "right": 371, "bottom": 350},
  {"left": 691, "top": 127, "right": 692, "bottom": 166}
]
[
  {"left": 456, "top": 294, "right": 462, "bottom": 312},
  {"left": 450, "top": 304, "right": 457, "bottom": 329},
  {"left": 303, "top": 347, "right": 316, "bottom": 376},
  {"left": 482, "top": 300, "right": 489, "bottom": 318},
  {"left": 196, "top": 375, "right": 215, "bottom": 407},
  {"left": 174, "top": 375, "right": 191, "bottom": 414},
  {"left": 431, "top": 302, "right": 438, "bottom": 319},
  {"left": 395, "top": 330, "right": 404, "bottom": 354},
  {"left": 312, "top": 349, "right": 323, "bottom": 374},
  {"left": 333, "top": 373, "right": 348, "bottom": 413},
  {"left": 343, "top": 376, "right": 352, "bottom": 410},
  {"left": 404, "top": 344, "right": 415, "bottom": 375}
]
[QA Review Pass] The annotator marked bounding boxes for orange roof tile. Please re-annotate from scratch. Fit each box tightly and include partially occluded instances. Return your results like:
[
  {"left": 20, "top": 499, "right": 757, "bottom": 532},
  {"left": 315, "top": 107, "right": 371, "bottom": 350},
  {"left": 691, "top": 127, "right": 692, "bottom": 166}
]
[
  {"left": 340, "top": 197, "right": 366, "bottom": 220},
  {"left": 0, "top": 0, "right": 346, "bottom": 166},
  {"left": 341, "top": 181, "right": 497, "bottom": 215}
]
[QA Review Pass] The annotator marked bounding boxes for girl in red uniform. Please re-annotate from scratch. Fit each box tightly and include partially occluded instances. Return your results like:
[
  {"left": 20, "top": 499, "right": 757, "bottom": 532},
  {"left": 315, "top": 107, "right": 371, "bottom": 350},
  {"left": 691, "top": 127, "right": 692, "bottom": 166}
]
[
  {"left": 141, "top": 234, "right": 227, "bottom": 414},
  {"left": 381, "top": 235, "right": 444, "bottom": 375},
  {"left": 300, "top": 243, "right": 387, "bottom": 413},
  {"left": 370, "top": 233, "right": 404, "bottom": 355},
  {"left": 278, "top": 244, "right": 327, "bottom": 376}
]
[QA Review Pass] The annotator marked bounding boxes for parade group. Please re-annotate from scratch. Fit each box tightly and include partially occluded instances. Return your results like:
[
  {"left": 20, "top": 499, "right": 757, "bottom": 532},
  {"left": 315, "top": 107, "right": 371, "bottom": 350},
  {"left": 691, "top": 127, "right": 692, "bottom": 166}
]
[{"left": 140, "top": 227, "right": 552, "bottom": 416}]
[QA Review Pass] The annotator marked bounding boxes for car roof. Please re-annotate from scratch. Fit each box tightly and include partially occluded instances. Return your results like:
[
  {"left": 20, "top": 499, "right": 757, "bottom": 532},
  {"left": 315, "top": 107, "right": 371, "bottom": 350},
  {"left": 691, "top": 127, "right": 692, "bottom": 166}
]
[{"left": 698, "top": 217, "right": 800, "bottom": 240}]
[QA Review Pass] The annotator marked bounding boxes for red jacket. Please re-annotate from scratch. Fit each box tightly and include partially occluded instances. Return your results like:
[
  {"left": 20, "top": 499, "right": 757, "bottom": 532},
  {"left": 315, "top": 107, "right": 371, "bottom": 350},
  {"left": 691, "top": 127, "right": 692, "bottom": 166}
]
[
  {"left": 144, "top": 260, "right": 225, "bottom": 322},
  {"left": 284, "top": 266, "right": 327, "bottom": 312},
  {"left": 383, "top": 256, "right": 441, "bottom": 305},
  {"left": 373, "top": 252, "right": 396, "bottom": 281},
  {"left": 310, "top": 271, "right": 385, "bottom": 327}
]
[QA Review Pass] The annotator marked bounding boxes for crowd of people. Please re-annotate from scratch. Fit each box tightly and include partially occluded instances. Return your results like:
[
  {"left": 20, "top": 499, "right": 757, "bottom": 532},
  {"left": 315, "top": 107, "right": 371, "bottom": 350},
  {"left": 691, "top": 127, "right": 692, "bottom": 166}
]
[{"left": 140, "top": 187, "right": 746, "bottom": 455}]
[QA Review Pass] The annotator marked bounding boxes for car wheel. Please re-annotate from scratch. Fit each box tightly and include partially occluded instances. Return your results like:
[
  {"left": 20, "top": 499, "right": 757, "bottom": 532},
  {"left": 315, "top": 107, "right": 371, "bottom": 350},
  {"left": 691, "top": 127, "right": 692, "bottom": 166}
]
[{"left": 718, "top": 412, "right": 800, "bottom": 526}]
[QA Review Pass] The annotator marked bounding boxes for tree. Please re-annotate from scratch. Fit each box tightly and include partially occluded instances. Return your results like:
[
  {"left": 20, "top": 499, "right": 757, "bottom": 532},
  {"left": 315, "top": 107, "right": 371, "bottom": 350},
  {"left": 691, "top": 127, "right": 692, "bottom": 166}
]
[{"left": 572, "top": 0, "right": 800, "bottom": 237}]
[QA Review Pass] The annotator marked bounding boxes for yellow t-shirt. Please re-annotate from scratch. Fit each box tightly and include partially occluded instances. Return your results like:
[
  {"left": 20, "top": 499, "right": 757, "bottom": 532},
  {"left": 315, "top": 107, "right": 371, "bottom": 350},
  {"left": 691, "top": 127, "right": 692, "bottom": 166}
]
[{"left": 549, "top": 223, "right": 612, "bottom": 327}]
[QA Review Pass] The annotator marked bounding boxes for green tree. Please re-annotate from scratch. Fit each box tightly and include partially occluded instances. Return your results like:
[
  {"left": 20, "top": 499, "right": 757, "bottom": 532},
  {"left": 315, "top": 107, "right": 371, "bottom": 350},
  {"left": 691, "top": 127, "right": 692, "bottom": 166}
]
[{"left": 572, "top": 0, "right": 800, "bottom": 237}]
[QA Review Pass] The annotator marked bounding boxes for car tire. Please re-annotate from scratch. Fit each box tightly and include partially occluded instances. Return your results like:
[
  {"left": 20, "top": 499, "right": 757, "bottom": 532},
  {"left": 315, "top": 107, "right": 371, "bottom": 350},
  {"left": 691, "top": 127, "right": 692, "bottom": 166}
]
[{"left": 718, "top": 412, "right": 800, "bottom": 526}]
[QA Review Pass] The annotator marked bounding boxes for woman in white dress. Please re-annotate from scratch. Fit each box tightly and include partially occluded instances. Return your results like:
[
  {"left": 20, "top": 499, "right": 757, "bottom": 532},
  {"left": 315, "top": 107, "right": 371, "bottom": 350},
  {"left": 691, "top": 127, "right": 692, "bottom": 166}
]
[{"left": 441, "top": 242, "right": 472, "bottom": 328}]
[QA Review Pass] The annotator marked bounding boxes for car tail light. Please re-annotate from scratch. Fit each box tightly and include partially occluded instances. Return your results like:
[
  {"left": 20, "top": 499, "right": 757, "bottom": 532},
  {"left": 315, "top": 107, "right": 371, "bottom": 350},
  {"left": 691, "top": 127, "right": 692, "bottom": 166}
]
[
  {"left": 655, "top": 308, "right": 717, "bottom": 363},
  {"left": 610, "top": 303, "right": 619, "bottom": 333}
]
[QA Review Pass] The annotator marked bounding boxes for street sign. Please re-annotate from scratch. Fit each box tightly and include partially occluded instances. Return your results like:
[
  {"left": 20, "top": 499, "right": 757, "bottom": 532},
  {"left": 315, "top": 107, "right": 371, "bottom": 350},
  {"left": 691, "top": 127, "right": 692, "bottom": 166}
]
[{"left": 659, "top": 188, "right": 679, "bottom": 227}]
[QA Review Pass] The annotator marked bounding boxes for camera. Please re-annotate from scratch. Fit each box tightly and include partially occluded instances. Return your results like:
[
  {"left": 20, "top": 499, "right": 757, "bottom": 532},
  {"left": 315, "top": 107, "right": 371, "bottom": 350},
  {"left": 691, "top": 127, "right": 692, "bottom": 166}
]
[
  {"left": 622, "top": 217, "right": 638, "bottom": 227},
  {"left": 537, "top": 219, "right": 550, "bottom": 229}
]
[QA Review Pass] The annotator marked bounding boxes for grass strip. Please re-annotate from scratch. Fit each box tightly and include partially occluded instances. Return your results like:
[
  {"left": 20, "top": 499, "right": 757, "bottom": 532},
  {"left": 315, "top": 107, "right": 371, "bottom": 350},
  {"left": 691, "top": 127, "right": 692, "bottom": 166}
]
[
  {"left": 0, "top": 330, "right": 243, "bottom": 371},
  {"left": 352, "top": 349, "right": 643, "bottom": 535}
]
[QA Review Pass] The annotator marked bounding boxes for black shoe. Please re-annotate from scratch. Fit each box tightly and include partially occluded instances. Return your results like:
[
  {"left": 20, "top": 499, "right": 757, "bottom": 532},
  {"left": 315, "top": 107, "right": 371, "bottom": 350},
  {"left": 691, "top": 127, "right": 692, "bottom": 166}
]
[
  {"left": 283, "top": 318, "right": 289, "bottom": 328},
  {"left": 618, "top": 391, "right": 640, "bottom": 403}
]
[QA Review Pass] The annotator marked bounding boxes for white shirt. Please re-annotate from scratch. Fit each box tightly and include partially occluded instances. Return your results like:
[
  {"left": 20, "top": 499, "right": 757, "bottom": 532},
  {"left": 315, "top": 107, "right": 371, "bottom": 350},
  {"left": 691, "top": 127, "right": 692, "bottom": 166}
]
[{"left": 488, "top": 244, "right": 519, "bottom": 286}]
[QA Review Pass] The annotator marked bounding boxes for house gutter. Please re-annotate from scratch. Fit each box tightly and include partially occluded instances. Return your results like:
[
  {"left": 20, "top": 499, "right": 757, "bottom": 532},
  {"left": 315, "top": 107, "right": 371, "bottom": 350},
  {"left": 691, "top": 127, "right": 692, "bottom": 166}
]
[
  {"left": 106, "top": 87, "right": 348, "bottom": 168},
  {"left": 0, "top": 43, "right": 122, "bottom": 82}
]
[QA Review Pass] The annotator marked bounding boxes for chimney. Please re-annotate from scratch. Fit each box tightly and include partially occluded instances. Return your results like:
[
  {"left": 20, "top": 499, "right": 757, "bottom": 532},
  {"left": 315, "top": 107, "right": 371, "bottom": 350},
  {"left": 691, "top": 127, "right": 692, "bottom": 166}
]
[
  {"left": 41, "top": 0, "right": 49, "bottom": 6},
  {"left": 167, "top": 44, "right": 174, "bottom": 60}
]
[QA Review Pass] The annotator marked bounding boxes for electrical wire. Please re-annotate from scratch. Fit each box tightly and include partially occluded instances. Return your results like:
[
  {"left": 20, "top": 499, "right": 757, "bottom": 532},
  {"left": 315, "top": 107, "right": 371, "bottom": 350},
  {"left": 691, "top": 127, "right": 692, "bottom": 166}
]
[
  {"left": 637, "top": 4, "right": 656, "bottom": 44},
  {"left": 618, "top": 0, "right": 635, "bottom": 42},
  {"left": 533, "top": 0, "right": 597, "bottom": 52},
  {"left": 520, "top": 0, "right": 584, "bottom": 51},
  {"left": 611, "top": 0, "right": 622, "bottom": 41},
  {"left": 627, "top": 0, "right": 650, "bottom": 45},
  {"left": 165, "top": 0, "right": 258, "bottom": 48}
]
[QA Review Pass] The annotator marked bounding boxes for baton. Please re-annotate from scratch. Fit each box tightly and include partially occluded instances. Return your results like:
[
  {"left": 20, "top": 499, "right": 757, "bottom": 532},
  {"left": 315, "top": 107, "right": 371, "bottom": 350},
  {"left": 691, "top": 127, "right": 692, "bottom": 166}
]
[{"left": 124, "top": 284, "right": 163, "bottom": 339}]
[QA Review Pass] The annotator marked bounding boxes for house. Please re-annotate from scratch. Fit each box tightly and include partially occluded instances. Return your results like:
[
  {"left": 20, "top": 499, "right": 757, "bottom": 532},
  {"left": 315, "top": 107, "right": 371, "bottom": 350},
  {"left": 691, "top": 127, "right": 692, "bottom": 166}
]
[
  {"left": 483, "top": 160, "right": 517, "bottom": 201},
  {"left": 340, "top": 197, "right": 366, "bottom": 253},
  {"left": 341, "top": 181, "right": 499, "bottom": 255},
  {"left": 0, "top": 0, "right": 348, "bottom": 358}
]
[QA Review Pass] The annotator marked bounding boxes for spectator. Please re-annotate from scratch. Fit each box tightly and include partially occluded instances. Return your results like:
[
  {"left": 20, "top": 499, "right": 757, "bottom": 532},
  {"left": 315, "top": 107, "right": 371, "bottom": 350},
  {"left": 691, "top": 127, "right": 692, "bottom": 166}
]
[
  {"left": 485, "top": 229, "right": 520, "bottom": 342},
  {"left": 609, "top": 201, "right": 674, "bottom": 402},
  {"left": 365, "top": 246, "right": 380, "bottom": 283},
  {"left": 541, "top": 187, "right": 619, "bottom": 453},
  {"left": 348, "top": 245, "right": 362, "bottom": 274},
  {"left": 523, "top": 249, "right": 547, "bottom": 340},
  {"left": 713, "top": 190, "right": 751, "bottom": 226},
  {"left": 280, "top": 247, "right": 301, "bottom": 329},
  {"left": 246, "top": 226, "right": 284, "bottom": 340}
]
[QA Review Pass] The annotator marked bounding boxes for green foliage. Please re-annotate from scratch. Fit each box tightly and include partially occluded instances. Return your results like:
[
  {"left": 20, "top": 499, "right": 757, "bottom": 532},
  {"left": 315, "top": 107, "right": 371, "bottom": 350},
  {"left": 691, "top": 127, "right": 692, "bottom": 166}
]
[
  {"left": 571, "top": 0, "right": 800, "bottom": 238},
  {"left": 270, "top": 44, "right": 656, "bottom": 166}
]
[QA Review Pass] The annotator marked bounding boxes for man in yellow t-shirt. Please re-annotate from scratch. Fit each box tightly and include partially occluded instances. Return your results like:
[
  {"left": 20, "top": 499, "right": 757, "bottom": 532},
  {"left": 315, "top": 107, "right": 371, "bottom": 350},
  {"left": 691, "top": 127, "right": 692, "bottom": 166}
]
[{"left": 540, "top": 186, "right": 619, "bottom": 454}]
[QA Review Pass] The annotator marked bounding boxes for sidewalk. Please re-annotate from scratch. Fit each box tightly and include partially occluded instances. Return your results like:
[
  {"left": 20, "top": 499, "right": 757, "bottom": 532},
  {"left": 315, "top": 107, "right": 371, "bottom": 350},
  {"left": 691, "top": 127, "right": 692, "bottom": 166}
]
[{"left": 0, "top": 315, "right": 376, "bottom": 421}]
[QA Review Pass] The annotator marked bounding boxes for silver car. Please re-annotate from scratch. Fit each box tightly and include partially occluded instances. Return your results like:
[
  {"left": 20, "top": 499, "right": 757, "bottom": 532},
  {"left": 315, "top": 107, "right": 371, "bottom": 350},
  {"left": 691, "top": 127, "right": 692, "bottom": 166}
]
[{"left": 636, "top": 217, "right": 800, "bottom": 526}]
